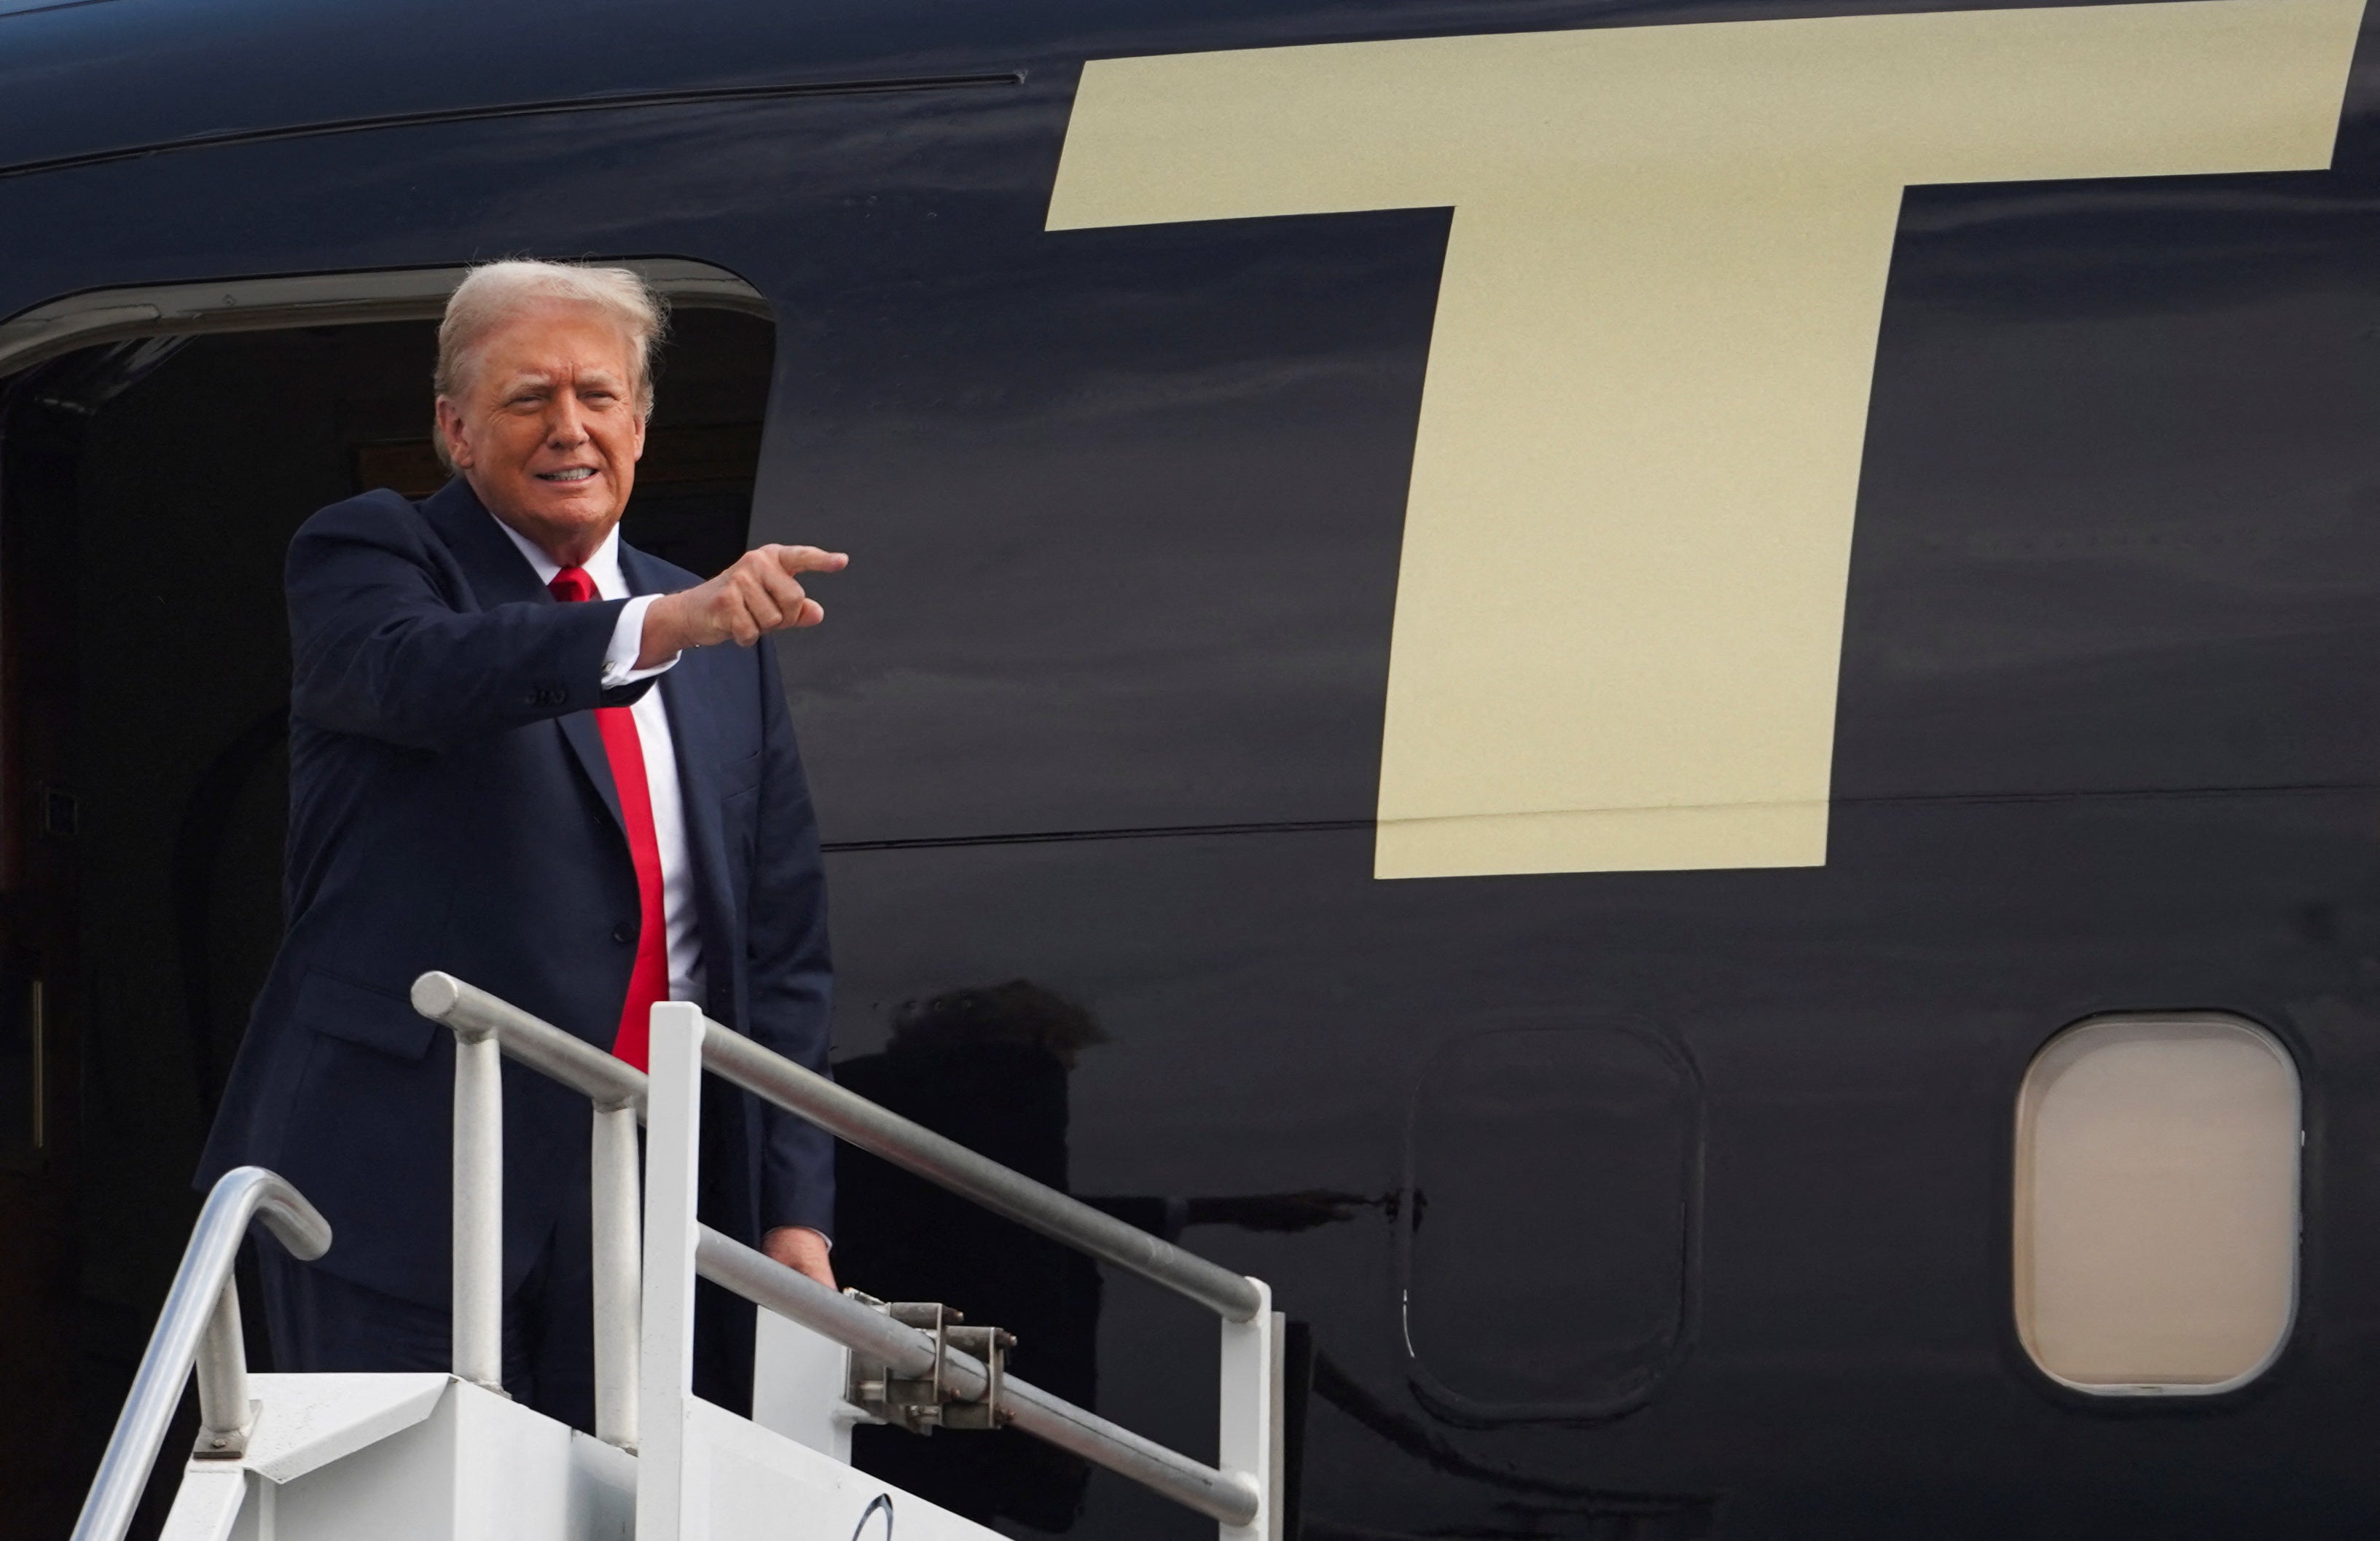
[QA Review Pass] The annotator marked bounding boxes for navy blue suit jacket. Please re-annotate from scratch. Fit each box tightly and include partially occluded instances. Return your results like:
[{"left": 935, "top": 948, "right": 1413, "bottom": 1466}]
[{"left": 199, "top": 477, "right": 836, "bottom": 1308}]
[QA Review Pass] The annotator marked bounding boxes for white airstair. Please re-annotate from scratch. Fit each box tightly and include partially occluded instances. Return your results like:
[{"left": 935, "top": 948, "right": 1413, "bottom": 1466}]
[{"left": 72, "top": 978, "right": 1284, "bottom": 1541}]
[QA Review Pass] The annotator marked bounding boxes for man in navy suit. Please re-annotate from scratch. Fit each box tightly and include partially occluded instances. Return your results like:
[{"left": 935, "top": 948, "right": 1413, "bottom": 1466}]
[{"left": 198, "top": 260, "right": 846, "bottom": 1429}]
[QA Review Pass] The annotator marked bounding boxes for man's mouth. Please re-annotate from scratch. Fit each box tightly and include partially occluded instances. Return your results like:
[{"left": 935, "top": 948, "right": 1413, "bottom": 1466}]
[{"left": 536, "top": 467, "right": 598, "bottom": 483}]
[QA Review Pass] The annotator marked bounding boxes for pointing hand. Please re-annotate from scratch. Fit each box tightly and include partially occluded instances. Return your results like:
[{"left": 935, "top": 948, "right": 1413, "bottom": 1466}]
[{"left": 640, "top": 544, "right": 848, "bottom": 666}]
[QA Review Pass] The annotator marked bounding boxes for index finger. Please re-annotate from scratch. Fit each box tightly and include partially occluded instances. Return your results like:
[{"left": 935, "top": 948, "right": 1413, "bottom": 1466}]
[{"left": 762, "top": 544, "right": 850, "bottom": 576}]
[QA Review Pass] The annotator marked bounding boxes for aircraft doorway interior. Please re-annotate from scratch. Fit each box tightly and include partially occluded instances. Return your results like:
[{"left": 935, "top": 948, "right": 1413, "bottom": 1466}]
[{"left": 0, "top": 300, "right": 775, "bottom": 1534}]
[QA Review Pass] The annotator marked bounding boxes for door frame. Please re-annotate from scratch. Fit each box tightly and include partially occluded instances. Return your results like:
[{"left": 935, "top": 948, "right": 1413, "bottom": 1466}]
[{"left": 0, "top": 257, "right": 770, "bottom": 380}]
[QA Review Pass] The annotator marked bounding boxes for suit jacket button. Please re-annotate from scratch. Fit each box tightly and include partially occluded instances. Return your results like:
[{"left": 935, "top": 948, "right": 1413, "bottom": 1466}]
[{"left": 612, "top": 922, "right": 636, "bottom": 944}]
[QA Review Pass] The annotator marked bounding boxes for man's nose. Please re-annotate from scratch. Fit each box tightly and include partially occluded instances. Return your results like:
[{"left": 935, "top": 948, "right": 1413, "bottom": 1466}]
[{"left": 545, "top": 395, "right": 590, "bottom": 445}]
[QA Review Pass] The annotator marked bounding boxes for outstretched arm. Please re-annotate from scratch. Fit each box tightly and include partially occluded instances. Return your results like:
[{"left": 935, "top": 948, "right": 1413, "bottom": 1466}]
[
  {"left": 286, "top": 495, "right": 632, "bottom": 752},
  {"left": 288, "top": 501, "right": 851, "bottom": 753}
]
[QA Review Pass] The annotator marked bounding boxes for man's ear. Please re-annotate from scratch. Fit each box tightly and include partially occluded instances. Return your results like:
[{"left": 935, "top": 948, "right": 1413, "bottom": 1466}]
[
  {"left": 630, "top": 410, "right": 647, "bottom": 463},
  {"left": 434, "top": 397, "right": 474, "bottom": 471}
]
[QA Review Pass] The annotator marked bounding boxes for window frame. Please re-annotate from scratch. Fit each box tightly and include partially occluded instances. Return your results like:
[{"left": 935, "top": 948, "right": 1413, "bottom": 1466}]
[
  {"left": 1395, "top": 1017, "right": 1704, "bottom": 1424},
  {"left": 2010, "top": 1009, "right": 2304, "bottom": 1400}
]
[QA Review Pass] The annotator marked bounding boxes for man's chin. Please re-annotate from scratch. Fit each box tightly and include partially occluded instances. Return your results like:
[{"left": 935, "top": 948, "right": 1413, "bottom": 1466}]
[
  {"left": 488, "top": 485, "right": 623, "bottom": 558},
  {"left": 533, "top": 498, "right": 615, "bottom": 529}
]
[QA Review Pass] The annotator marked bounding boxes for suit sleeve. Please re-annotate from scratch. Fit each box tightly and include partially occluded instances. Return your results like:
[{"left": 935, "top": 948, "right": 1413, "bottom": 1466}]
[
  {"left": 287, "top": 493, "right": 651, "bottom": 752},
  {"left": 746, "top": 639, "right": 838, "bottom": 1239}
]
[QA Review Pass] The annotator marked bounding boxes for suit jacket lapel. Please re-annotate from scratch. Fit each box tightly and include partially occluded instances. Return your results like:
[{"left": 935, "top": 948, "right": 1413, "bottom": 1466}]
[
  {"left": 556, "top": 708, "right": 625, "bottom": 834},
  {"left": 420, "top": 477, "right": 548, "bottom": 608},
  {"left": 420, "top": 477, "right": 625, "bottom": 832}
]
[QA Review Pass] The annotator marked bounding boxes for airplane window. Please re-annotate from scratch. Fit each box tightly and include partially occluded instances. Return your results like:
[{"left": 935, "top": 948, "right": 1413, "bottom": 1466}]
[
  {"left": 2013, "top": 1014, "right": 2299, "bottom": 1395},
  {"left": 1400, "top": 1024, "right": 1696, "bottom": 1419}
]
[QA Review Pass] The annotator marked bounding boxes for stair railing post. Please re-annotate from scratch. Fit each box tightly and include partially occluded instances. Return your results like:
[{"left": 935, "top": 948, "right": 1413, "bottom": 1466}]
[
  {"left": 590, "top": 1095, "right": 642, "bottom": 1451},
  {"left": 635, "top": 1002, "right": 708, "bottom": 1541},
  {"left": 1217, "top": 1279, "right": 1282, "bottom": 1541},
  {"left": 451, "top": 1016, "right": 504, "bottom": 1392},
  {"left": 190, "top": 1277, "right": 254, "bottom": 1459}
]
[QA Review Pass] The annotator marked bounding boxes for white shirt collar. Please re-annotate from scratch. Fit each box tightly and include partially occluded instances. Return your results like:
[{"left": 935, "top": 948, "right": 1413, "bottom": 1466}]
[{"left": 490, "top": 510, "right": 629, "bottom": 601}]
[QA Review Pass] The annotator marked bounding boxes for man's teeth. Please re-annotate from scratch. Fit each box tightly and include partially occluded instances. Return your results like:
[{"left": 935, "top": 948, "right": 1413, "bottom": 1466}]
[{"left": 539, "top": 468, "right": 596, "bottom": 482}]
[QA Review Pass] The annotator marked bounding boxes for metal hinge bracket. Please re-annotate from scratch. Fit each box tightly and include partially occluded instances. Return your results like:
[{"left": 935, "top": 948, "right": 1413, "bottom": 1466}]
[{"left": 843, "top": 1292, "right": 1014, "bottom": 1434}]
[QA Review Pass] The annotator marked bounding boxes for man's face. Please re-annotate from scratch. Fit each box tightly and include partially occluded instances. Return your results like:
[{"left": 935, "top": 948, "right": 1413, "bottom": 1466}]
[{"left": 436, "top": 300, "right": 646, "bottom": 562}]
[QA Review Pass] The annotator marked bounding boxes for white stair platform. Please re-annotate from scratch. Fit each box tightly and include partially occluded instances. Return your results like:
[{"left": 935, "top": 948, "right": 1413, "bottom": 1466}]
[{"left": 154, "top": 1372, "right": 995, "bottom": 1541}]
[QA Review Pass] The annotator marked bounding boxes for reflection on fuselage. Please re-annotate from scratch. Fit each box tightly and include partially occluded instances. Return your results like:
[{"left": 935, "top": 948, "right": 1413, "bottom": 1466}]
[
  {"left": 834, "top": 981, "right": 1107, "bottom": 1529},
  {"left": 833, "top": 979, "right": 1397, "bottom": 1530}
]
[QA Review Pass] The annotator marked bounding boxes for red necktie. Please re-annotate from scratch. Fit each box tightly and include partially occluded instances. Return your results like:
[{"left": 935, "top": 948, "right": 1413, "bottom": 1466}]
[{"left": 550, "top": 566, "right": 666, "bottom": 1070}]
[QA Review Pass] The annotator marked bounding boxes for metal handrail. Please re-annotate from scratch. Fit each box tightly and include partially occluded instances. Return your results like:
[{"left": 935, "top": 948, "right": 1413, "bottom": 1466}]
[
  {"left": 702, "top": 1021, "right": 1265, "bottom": 1322},
  {"left": 697, "top": 1226, "right": 1260, "bottom": 1526},
  {"left": 412, "top": 971, "right": 1261, "bottom": 1320},
  {"left": 414, "top": 971, "right": 644, "bottom": 1113},
  {"left": 72, "top": 1166, "right": 332, "bottom": 1541},
  {"left": 408, "top": 972, "right": 1267, "bottom": 1526}
]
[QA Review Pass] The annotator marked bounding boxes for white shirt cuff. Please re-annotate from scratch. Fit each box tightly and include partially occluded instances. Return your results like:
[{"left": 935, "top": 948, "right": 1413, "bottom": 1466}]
[{"left": 602, "top": 595, "right": 678, "bottom": 688}]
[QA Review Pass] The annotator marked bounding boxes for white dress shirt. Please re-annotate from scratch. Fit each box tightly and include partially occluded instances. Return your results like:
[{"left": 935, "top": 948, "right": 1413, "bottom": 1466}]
[{"left": 493, "top": 515, "right": 704, "bottom": 1007}]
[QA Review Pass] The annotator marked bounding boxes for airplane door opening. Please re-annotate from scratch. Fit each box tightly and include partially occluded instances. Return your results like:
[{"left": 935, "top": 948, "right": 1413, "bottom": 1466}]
[{"left": 0, "top": 282, "right": 776, "bottom": 1534}]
